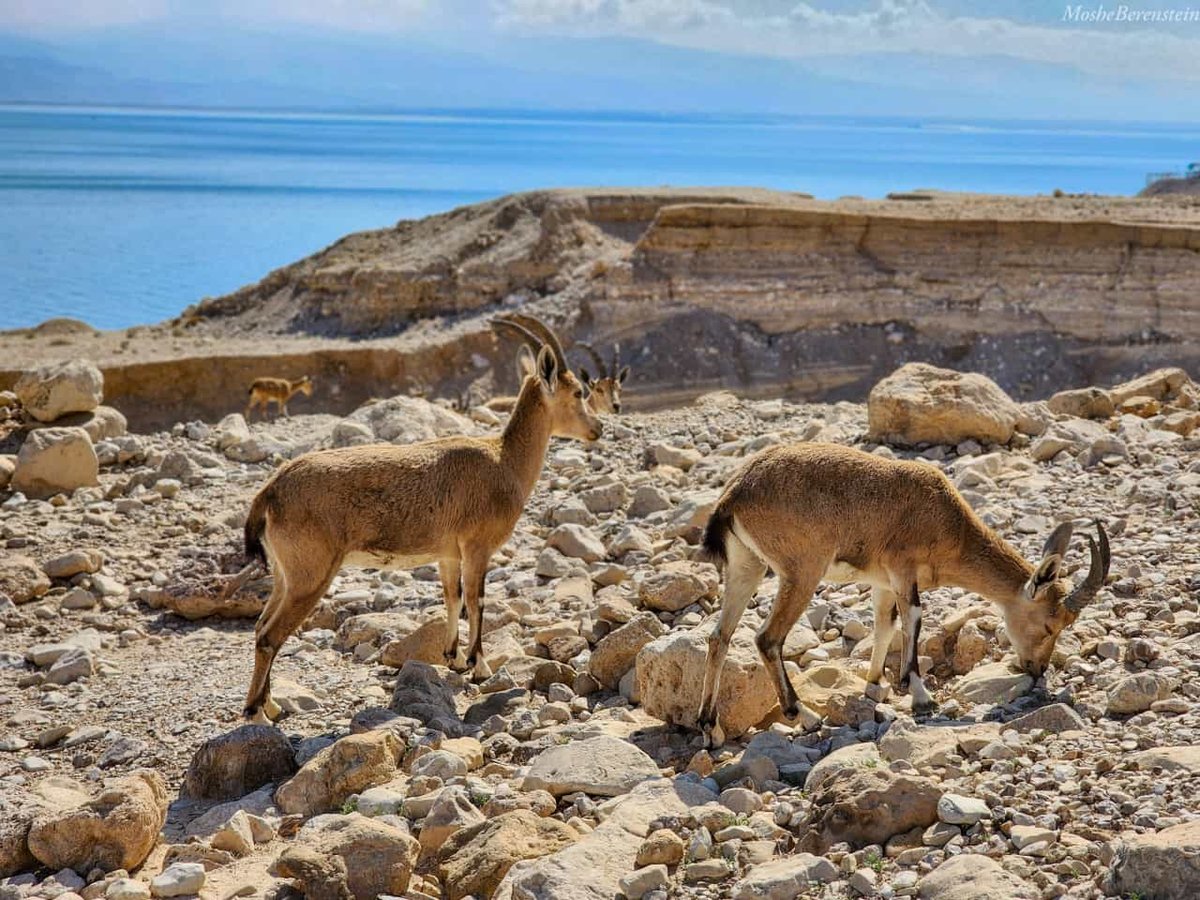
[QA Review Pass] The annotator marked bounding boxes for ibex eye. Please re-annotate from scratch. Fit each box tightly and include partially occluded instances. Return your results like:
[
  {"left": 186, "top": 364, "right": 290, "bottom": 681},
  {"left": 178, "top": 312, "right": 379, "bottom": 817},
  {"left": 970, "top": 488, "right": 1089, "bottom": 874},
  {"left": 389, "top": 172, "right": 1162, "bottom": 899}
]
[{"left": 574, "top": 390, "right": 583, "bottom": 399}]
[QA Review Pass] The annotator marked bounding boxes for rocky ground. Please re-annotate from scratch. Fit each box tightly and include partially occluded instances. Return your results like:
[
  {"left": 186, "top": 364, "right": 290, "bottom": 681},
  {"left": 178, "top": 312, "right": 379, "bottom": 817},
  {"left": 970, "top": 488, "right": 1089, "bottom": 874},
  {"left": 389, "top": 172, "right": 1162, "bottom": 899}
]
[{"left": 1, "top": 361, "right": 1199, "bottom": 900}]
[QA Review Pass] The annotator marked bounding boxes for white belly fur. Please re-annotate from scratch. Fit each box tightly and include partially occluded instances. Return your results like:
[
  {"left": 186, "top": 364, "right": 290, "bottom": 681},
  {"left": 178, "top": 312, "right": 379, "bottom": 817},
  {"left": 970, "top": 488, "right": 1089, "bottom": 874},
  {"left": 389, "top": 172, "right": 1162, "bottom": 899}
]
[{"left": 343, "top": 550, "right": 437, "bottom": 571}]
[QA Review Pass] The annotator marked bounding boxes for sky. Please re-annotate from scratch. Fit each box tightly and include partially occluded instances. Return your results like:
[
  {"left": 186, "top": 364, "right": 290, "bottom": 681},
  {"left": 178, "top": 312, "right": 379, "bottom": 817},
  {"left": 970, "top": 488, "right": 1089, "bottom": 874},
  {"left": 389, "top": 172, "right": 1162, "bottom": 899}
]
[{"left": 2, "top": 0, "right": 1200, "bottom": 119}]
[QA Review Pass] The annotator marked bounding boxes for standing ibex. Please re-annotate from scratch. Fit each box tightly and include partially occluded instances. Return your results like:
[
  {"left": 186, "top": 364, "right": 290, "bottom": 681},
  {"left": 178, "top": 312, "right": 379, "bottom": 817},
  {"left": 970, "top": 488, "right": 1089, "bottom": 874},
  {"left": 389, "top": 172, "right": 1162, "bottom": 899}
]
[
  {"left": 697, "top": 443, "right": 1109, "bottom": 745},
  {"left": 245, "top": 375, "right": 313, "bottom": 420},
  {"left": 574, "top": 342, "right": 629, "bottom": 415},
  {"left": 236, "top": 314, "right": 601, "bottom": 723}
]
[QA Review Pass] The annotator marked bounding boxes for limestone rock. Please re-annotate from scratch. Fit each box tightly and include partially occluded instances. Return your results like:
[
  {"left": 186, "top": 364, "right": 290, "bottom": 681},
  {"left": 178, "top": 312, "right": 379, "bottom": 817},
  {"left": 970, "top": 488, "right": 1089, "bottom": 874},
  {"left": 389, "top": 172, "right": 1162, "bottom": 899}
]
[
  {"left": 15, "top": 359, "right": 103, "bottom": 422},
  {"left": 799, "top": 768, "right": 942, "bottom": 853},
  {"left": 918, "top": 853, "right": 1036, "bottom": 899},
  {"left": 522, "top": 736, "right": 659, "bottom": 797},
  {"left": 346, "top": 395, "right": 474, "bottom": 445},
  {"left": 1046, "top": 386, "right": 1114, "bottom": 419},
  {"left": 0, "top": 554, "right": 51, "bottom": 604},
  {"left": 12, "top": 427, "right": 99, "bottom": 499},
  {"left": 547, "top": 524, "right": 607, "bottom": 563},
  {"left": 43, "top": 405, "right": 128, "bottom": 442},
  {"left": 806, "top": 743, "right": 881, "bottom": 795},
  {"left": 150, "top": 862, "right": 205, "bottom": 898},
  {"left": 1110, "top": 820, "right": 1200, "bottom": 900},
  {"left": 437, "top": 810, "right": 578, "bottom": 900},
  {"left": 42, "top": 549, "right": 104, "bottom": 580},
  {"left": 1131, "top": 745, "right": 1200, "bottom": 774},
  {"left": 951, "top": 662, "right": 1033, "bottom": 706},
  {"left": 275, "top": 731, "right": 403, "bottom": 817},
  {"left": 636, "top": 623, "right": 775, "bottom": 739},
  {"left": 380, "top": 619, "right": 451, "bottom": 669},
  {"left": 184, "top": 725, "right": 297, "bottom": 802},
  {"left": 1106, "top": 672, "right": 1176, "bottom": 716},
  {"left": 733, "top": 854, "right": 840, "bottom": 899},
  {"left": 637, "top": 561, "right": 718, "bottom": 612},
  {"left": 26, "top": 770, "right": 168, "bottom": 873},
  {"left": 867, "top": 363, "right": 1018, "bottom": 446},
  {"left": 276, "top": 813, "right": 419, "bottom": 900},
  {"left": 419, "top": 788, "right": 486, "bottom": 852},
  {"left": 792, "top": 662, "right": 873, "bottom": 726},
  {"left": 588, "top": 613, "right": 666, "bottom": 690}
]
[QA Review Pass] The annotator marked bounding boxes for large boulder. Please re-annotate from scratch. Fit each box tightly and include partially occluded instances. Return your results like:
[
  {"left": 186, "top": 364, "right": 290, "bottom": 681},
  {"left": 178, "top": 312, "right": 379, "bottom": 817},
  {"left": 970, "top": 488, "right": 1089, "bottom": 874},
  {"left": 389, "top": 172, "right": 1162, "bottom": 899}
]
[
  {"left": 1045, "top": 387, "right": 1114, "bottom": 419},
  {"left": 389, "top": 660, "right": 463, "bottom": 734},
  {"left": 1108, "top": 367, "right": 1193, "bottom": 404},
  {"left": 275, "top": 813, "right": 419, "bottom": 900},
  {"left": 522, "top": 736, "right": 659, "bottom": 798},
  {"left": 1110, "top": 820, "right": 1200, "bottom": 900},
  {"left": 498, "top": 778, "right": 717, "bottom": 900},
  {"left": 346, "top": 395, "right": 474, "bottom": 445},
  {"left": 0, "top": 798, "right": 36, "bottom": 877},
  {"left": 275, "top": 731, "right": 403, "bottom": 817},
  {"left": 0, "top": 554, "right": 51, "bottom": 604},
  {"left": 918, "top": 854, "right": 1036, "bottom": 899},
  {"left": 867, "top": 363, "right": 1019, "bottom": 446},
  {"left": 38, "top": 405, "right": 128, "bottom": 442},
  {"left": 798, "top": 768, "right": 942, "bottom": 853},
  {"left": 419, "top": 788, "right": 486, "bottom": 852},
  {"left": 184, "top": 725, "right": 298, "bottom": 801},
  {"left": 12, "top": 426, "right": 99, "bottom": 499},
  {"left": 26, "top": 770, "right": 168, "bottom": 873},
  {"left": 15, "top": 359, "right": 103, "bottom": 423},
  {"left": 636, "top": 622, "right": 775, "bottom": 738},
  {"left": 637, "top": 561, "right": 719, "bottom": 612},
  {"left": 439, "top": 810, "right": 578, "bottom": 900},
  {"left": 792, "top": 662, "right": 874, "bottom": 726}
]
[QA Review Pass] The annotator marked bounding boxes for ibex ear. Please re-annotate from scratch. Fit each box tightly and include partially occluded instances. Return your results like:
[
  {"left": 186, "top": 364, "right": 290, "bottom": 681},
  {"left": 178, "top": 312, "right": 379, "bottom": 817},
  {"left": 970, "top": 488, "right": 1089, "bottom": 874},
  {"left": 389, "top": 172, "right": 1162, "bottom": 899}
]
[
  {"left": 1029, "top": 522, "right": 1074, "bottom": 594},
  {"left": 617, "top": 366, "right": 630, "bottom": 384},
  {"left": 536, "top": 345, "right": 558, "bottom": 393}
]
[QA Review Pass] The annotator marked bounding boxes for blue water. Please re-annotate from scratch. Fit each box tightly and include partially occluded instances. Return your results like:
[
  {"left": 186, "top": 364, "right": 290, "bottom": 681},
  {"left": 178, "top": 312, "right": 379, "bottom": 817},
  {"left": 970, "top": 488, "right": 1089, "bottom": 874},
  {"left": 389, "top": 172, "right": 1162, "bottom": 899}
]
[{"left": 2, "top": 105, "right": 1197, "bottom": 330}]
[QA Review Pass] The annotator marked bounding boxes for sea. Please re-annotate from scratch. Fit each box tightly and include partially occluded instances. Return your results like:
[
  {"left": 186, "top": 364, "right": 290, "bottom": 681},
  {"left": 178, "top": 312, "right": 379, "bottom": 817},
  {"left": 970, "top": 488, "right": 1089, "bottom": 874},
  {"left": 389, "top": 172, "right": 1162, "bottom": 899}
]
[{"left": 2, "top": 104, "right": 1197, "bottom": 330}]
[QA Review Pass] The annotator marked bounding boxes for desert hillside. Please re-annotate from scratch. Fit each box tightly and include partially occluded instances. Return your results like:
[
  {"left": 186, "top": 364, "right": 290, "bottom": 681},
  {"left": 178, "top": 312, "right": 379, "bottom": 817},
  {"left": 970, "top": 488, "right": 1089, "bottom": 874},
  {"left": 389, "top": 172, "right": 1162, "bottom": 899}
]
[
  {"left": 2, "top": 188, "right": 1199, "bottom": 431},
  {"left": 1, "top": 357, "right": 1198, "bottom": 899}
]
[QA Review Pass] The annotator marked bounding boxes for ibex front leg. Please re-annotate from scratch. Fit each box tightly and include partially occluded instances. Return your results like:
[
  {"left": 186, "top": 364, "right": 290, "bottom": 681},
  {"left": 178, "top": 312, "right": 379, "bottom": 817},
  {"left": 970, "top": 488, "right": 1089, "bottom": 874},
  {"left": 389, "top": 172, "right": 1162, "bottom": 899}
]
[
  {"left": 461, "top": 545, "right": 493, "bottom": 682},
  {"left": 439, "top": 557, "right": 467, "bottom": 671},
  {"left": 897, "top": 582, "right": 936, "bottom": 715}
]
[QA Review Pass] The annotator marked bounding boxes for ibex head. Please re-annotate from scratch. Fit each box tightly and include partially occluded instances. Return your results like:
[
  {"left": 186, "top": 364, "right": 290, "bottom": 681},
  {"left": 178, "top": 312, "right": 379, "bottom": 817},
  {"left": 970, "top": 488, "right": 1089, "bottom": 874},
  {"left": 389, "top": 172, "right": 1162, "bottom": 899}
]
[
  {"left": 576, "top": 342, "right": 630, "bottom": 415},
  {"left": 492, "top": 313, "right": 602, "bottom": 442},
  {"left": 1009, "top": 520, "right": 1110, "bottom": 677},
  {"left": 295, "top": 375, "right": 314, "bottom": 397}
]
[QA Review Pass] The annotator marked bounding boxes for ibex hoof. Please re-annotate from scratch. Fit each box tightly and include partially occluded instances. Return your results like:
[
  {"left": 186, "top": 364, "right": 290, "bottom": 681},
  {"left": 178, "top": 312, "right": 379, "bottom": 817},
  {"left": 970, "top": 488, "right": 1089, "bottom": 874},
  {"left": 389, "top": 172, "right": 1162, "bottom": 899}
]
[
  {"left": 701, "top": 721, "right": 725, "bottom": 750},
  {"left": 263, "top": 696, "right": 283, "bottom": 720},
  {"left": 244, "top": 705, "right": 274, "bottom": 726},
  {"left": 470, "top": 658, "right": 493, "bottom": 682},
  {"left": 912, "top": 698, "right": 939, "bottom": 717}
]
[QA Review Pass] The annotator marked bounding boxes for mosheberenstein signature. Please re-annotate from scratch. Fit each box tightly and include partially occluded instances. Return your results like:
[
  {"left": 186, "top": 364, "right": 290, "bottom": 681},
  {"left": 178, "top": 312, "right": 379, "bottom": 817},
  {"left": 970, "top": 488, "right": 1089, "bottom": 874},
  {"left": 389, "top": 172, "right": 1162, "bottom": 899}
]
[{"left": 1064, "top": 4, "right": 1200, "bottom": 22}]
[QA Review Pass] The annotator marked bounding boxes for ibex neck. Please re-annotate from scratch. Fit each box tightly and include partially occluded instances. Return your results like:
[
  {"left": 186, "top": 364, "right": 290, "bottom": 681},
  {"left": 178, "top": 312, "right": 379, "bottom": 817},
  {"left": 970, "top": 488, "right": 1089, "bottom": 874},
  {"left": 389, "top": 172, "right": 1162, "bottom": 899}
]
[
  {"left": 500, "top": 378, "right": 554, "bottom": 498},
  {"left": 947, "top": 518, "right": 1035, "bottom": 607}
]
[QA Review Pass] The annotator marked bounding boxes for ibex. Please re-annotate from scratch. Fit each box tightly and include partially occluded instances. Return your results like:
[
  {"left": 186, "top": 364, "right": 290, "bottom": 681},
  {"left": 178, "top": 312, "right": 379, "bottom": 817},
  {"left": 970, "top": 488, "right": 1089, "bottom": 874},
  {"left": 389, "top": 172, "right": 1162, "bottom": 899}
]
[
  {"left": 574, "top": 342, "right": 629, "bottom": 415},
  {"left": 245, "top": 375, "right": 313, "bottom": 420},
  {"left": 484, "top": 344, "right": 537, "bottom": 414},
  {"left": 236, "top": 315, "right": 601, "bottom": 723},
  {"left": 697, "top": 443, "right": 1109, "bottom": 745}
]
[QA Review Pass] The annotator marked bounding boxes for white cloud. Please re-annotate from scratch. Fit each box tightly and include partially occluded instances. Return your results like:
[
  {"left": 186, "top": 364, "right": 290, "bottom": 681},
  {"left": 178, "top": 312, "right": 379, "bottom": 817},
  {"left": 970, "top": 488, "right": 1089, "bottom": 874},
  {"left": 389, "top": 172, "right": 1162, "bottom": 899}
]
[{"left": 493, "top": 0, "right": 1200, "bottom": 81}]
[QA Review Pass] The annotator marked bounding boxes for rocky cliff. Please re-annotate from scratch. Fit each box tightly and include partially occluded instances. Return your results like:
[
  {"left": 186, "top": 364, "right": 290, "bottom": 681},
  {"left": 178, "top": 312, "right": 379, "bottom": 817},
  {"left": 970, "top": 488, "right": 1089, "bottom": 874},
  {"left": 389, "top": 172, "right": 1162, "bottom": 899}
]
[{"left": 3, "top": 188, "right": 1198, "bottom": 429}]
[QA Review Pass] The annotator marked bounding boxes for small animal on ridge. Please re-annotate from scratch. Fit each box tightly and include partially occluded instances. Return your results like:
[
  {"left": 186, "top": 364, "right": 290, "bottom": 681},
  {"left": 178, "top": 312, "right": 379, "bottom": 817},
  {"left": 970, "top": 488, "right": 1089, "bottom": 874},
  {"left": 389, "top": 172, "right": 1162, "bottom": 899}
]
[{"left": 245, "top": 375, "right": 313, "bottom": 420}]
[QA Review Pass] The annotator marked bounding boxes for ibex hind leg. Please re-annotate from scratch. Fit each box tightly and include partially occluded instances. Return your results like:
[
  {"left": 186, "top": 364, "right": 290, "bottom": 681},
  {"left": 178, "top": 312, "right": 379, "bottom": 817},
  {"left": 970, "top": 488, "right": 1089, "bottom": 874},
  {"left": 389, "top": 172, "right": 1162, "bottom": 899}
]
[
  {"left": 697, "top": 533, "right": 764, "bottom": 747},
  {"left": 439, "top": 558, "right": 468, "bottom": 672},
  {"left": 243, "top": 559, "right": 337, "bottom": 723},
  {"left": 461, "top": 548, "right": 492, "bottom": 682},
  {"left": 756, "top": 568, "right": 824, "bottom": 732}
]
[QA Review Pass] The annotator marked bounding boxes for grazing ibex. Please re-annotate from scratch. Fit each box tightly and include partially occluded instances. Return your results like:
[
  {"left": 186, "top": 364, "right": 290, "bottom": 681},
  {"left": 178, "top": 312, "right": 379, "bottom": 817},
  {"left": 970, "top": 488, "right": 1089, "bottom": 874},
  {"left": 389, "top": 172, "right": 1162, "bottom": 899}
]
[
  {"left": 574, "top": 342, "right": 629, "bottom": 415},
  {"left": 697, "top": 443, "right": 1109, "bottom": 745},
  {"left": 237, "top": 315, "right": 601, "bottom": 723},
  {"left": 245, "top": 375, "right": 313, "bottom": 420}
]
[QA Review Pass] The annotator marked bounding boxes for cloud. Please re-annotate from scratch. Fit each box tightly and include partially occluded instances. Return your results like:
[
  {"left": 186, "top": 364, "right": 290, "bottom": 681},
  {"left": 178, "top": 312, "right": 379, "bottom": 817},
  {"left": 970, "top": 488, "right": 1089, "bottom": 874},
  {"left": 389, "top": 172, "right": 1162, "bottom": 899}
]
[
  {"left": 0, "top": 0, "right": 428, "bottom": 33},
  {"left": 493, "top": 0, "right": 1200, "bottom": 82}
]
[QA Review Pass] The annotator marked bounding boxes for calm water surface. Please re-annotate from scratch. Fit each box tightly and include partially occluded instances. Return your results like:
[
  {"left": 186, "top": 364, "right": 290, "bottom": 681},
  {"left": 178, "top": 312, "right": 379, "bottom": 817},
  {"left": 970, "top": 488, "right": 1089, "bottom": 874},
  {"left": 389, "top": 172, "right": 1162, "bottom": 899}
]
[{"left": 1, "top": 105, "right": 1195, "bottom": 329}]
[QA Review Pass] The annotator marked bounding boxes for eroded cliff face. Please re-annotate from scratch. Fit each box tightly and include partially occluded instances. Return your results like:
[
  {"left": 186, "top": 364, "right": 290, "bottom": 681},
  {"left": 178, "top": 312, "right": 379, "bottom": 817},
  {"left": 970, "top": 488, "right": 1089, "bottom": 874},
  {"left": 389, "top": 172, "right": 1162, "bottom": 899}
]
[{"left": 3, "top": 188, "right": 1198, "bottom": 429}]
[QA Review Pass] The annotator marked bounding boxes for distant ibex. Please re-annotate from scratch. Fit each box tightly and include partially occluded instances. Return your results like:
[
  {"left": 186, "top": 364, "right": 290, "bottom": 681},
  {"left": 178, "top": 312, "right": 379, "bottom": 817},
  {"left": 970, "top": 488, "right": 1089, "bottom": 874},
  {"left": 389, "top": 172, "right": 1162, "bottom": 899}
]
[
  {"left": 697, "top": 443, "right": 1109, "bottom": 745},
  {"left": 245, "top": 375, "right": 313, "bottom": 420},
  {"left": 484, "top": 344, "right": 537, "bottom": 414},
  {"left": 574, "top": 342, "right": 629, "bottom": 415},
  {"left": 237, "top": 314, "right": 601, "bottom": 722}
]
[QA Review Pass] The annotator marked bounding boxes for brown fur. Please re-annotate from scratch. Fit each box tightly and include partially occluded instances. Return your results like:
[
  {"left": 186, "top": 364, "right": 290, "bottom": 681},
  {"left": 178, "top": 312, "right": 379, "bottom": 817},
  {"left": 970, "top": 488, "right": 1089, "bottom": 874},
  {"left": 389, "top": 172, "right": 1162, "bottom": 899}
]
[
  {"left": 239, "top": 343, "right": 600, "bottom": 722},
  {"left": 246, "top": 375, "right": 313, "bottom": 420},
  {"left": 697, "top": 443, "right": 1106, "bottom": 742}
]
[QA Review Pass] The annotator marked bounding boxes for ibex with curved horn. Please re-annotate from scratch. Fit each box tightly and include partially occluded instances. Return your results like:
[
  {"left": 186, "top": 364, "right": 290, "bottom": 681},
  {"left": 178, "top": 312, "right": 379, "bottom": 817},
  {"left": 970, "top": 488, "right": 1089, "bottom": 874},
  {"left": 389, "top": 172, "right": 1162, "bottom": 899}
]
[
  {"left": 575, "top": 341, "right": 629, "bottom": 415},
  {"left": 697, "top": 443, "right": 1110, "bottom": 745},
  {"left": 236, "top": 313, "right": 601, "bottom": 723}
]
